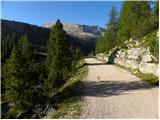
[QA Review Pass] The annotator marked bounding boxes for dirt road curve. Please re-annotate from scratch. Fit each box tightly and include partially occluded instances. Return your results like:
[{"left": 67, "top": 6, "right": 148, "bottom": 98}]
[{"left": 80, "top": 58, "right": 158, "bottom": 119}]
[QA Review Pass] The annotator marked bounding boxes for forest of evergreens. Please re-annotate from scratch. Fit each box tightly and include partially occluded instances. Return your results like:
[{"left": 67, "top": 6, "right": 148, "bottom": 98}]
[
  {"left": 1, "top": 20, "right": 83, "bottom": 118},
  {"left": 96, "top": 1, "right": 159, "bottom": 56}
]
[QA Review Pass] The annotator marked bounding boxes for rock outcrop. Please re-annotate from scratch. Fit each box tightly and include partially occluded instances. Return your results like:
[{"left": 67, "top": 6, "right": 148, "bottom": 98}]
[
  {"left": 31, "top": 102, "right": 55, "bottom": 119},
  {"left": 96, "top": 39, "right": 159, "bottom": 77}
]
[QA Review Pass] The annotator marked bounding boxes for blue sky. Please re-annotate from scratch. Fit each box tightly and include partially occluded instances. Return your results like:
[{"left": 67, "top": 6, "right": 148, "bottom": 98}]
[{"left": 1, "top": 1, "right": 123, "bottom": 28}]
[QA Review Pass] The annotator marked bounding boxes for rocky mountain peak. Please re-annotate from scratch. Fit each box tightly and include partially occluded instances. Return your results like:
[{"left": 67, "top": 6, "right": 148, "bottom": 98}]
[{"left": 42, "top": 22, "right": 105, "bottom": 38}]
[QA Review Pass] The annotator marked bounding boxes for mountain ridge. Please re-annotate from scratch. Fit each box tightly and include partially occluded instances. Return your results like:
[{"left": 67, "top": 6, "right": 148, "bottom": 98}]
[
  {"left": 1, "top": 19, "right": 101, "bottom": 55},
  {"left": 43, "top": 21, "right": 105, "bottom": 38}
]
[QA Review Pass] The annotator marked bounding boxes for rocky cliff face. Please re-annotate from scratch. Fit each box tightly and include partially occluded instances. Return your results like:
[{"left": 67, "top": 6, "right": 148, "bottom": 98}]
[
  {"left": 96, "top": 38, "right": 159, "bottom": 77},
  {"left": 43, "top": 22, "right": 105, "bottom": 39}
]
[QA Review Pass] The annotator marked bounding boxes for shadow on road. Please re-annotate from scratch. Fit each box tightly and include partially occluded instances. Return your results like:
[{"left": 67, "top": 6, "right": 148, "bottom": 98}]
[
  {"left": 82, "top": 80, "right": 157, "bottom": 97},
  {"left": 85, "top": 63, "right": 108, "bottom": 66},
  {"left": 76, "top": 62, "right": 108, "bottom": 71},
  {"left": 76, "top": 62, "right": 110, "bottom": 68}
]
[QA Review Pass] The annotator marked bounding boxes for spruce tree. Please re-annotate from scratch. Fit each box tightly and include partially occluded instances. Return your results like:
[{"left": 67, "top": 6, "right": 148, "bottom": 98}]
[
  {"left": 3, "top": 46, "right": 33, "bottom": 116},
  {"left": 96, "top": 6, "right": 118, "bottom": 54},
  {"left": 103, "top": 6, "right": 118, "bottom": 52},
  {"left": 116, "top": 1, "right": 151, "bottom": 46},
  {"left": 131, "top": 1, "right": 151, "bottom": 38},
  {"left": 18, "top": 34, "right": 34, "bottom": 61},
  {"left": 151, "top": 1, "right": 159, "bottom": 29},
  {"left": 1, "top": 33, "right": 16, "bottom": 62},
  {"left": 18, "top": 35, "right": 45, "bottom": 106},
  {"left": 45, "top": 19, "right": 72, "bottom": 90},
  {"left": 96, "top": 35, "right": 106, "bottom": 54}
]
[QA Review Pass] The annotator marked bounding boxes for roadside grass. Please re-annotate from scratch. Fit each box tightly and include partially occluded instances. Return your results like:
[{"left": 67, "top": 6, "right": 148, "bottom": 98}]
[
  {"left": 115, "top": 64, "right": 159, "bottom": 86},
  {"left": 48, "top": 59, "right": 88, "bottom": 118}
]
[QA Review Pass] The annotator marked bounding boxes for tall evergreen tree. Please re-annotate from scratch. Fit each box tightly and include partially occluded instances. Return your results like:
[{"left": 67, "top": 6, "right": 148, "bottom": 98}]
[
  {"left": 96, "top": 36, "right": 105, "bottom": 54},
  {"left": 18, "top": 34, "right": 45, "bottom": 106},
  {"left": 131, "top": 1, "right": 151, "bottom": 37},
  {"left": 1, "top": 33, "right": 16, "bottom": 62},
  {"left": 3, "top": 46, "right": 33, "bottom": 116},
  {"left": 151, "top": 1, "right": 159, "bottom": 29},
  {"left": 116, "top": 1, "right": 151, "bottom": 46},
  {"left": 96, "top": 6, "right": 118, "bottom": 54},
  {"left": 45, "top": 19, "right": 73, "bottom": 90},
  {"left": 103, "top": 6, "right": 118, "bottom": 52},
  {"left": 153, "top": 1, "right": 159, "bottom": 18},
  {"left": 18, "top": 34, "right": 34, "bottom": 61}
]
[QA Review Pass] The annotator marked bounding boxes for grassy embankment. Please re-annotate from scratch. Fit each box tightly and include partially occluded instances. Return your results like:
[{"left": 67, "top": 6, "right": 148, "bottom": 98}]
[
  {"left": 115, "top": 64, "right": 159, "bottom": 86},
  {"left": 46, "top": 59, "right": 88, "bottom": 118}
]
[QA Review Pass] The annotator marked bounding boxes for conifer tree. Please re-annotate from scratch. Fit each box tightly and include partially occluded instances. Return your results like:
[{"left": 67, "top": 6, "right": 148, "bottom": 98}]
[
  {"left": 45, "top": 19, "right": 72, "bottom": 90},
  {"left": 3, "top": 46, "right": 33, "bottom": 116},
  {"left": 153, "top": 1, "right": 159, "bottom": 19},
  {"left": 18, "top": 34, "right": 34, "bottom": 61},
  {"left": 131, "top": 1, "right": 151, "bottom": 37},
  {"left": 96, "top": 36, "right": 105, "bottom": 54},
  {"left": 1, "top": 33, "right": 16, "bottom": 62},
  {"left": 18, "top": 35, "right": 44, "bottom": 105},
  {"left": 116, "top": 1, "right": 151, "bottom": 46},
  {"left": 96, "top": 6, "right": 118, "bottom": 54},
  {"left": 103, "top": 6, "right": 118, "bottom": 52},
  {"left": 151, "top": 1, "right": 159, "bottom": 29}
]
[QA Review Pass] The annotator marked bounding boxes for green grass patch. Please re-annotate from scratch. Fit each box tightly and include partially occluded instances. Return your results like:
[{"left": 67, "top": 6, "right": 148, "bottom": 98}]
[
  {"left": 115, "top": 64, "right": 159, "bottom": 86},
  {"left": 141, "top": 30, "right": 159, "bottom": 63},
  {"left": 48, "top": 59, "right": 88, "bottom": 119}
]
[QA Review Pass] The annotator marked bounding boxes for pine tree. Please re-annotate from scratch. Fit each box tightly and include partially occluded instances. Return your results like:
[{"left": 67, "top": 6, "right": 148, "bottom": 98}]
[
  {"left": 3, "top": 46, "right": 33, "bottom": 116},
  {"left": 96, "top": 35, "right": 106, "bottom": 54},
  {"left": 18, "top": 34, "right": 34, "bottom": 61},
  {"left": 151, "top": 1, "right": 159, "bottom": 29},
  {"left": 45, "top": 19, "right": 72, "bottom": 90},
  {"left": 131, "top": 1, "right": 151, "bottom": 38},
  {"left": 153, "top": 1, "right": 159, "bottom": 18},
  {"left": 1, "top": 33, "right": 16, "bottom": 62},
  {"left": 96, "top": 6, "right": 118, "bottom": 54},
  {"left": 103, "top": 6, "right": 118, "bottom": 52},
  {"left": 116, "top": 1, "right": 151, "bottom": 46},
  {"left": 18, "top": 35, "right": 45, "bottom": 105}
]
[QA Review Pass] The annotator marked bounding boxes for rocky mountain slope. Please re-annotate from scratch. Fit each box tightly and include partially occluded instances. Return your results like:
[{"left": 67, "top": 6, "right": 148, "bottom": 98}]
[
  {"left": 43, "top": 22, "right": 105, "bottom": 39},
  {"left": 1, "top": 19, "right": 104, "bottom": 55},
  {"left": 1, "top": 19, "right": 50, "bottom": 46}
]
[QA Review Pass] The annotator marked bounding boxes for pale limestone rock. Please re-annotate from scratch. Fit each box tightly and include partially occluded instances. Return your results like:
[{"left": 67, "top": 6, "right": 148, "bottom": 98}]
[
  {"left": 139, "top": 62, "right": 158, "bottom": 76},
  {"left": 141, "top": 53, "right": 152, "bottom": 62}
]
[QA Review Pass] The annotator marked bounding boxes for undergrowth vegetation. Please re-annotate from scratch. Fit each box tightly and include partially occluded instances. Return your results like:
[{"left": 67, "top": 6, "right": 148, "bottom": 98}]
[
  {"left": 144, "top": 30, "right": 159, "bottom": 62},
  {"left": 47, "top": 60, "right": 88, "bottom": 118}
]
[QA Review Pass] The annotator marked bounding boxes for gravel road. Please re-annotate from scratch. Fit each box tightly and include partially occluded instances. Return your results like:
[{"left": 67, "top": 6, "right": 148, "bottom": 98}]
[{"left": 80, "top": 58, "right": 158, "bottom": 119}]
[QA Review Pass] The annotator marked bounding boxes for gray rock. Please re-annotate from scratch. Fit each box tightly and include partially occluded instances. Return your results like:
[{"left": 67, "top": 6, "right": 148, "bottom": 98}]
[
  {"left": 139, "top": 62, "right": 158, "bottom": 76},
  {"left": 31, "top": 103, "right": 55, "bottom": 119},
  {"left": 96, "top": 42, "right": 158, "bottom": 77},
  {"left": 141, "top": 53, "right": 152, "bottom": 62}
]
